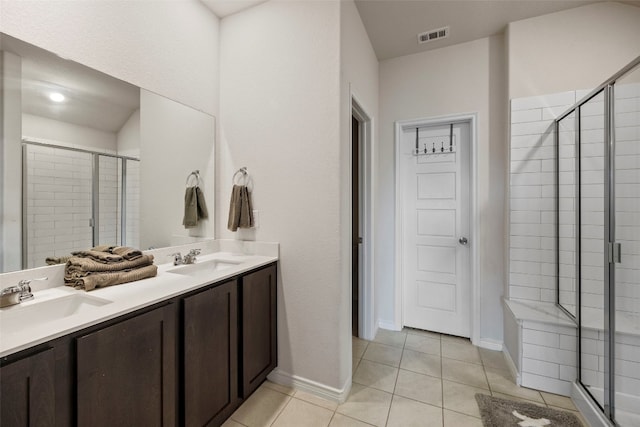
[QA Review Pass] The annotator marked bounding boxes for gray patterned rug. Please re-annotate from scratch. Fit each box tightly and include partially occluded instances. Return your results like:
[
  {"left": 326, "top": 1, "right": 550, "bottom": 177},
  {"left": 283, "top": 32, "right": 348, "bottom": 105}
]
[{"left": 475, "top": 394, "right": 583, "bottom": 427}]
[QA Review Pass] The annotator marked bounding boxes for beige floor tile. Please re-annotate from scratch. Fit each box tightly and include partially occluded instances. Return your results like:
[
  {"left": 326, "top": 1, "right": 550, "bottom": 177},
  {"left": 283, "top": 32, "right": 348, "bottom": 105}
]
[
  {"left": 222, "top": 419, "right": 247, "bottom": 427},
  {"left": 262, "top": 380, "right": 296, "bottom": 396},
  {"left": 294, "top": 390, "right": 339, "bottom": 411},
  {"left": 403, "top": 327, "right": 442, "bottom": 340},
  {"left": 336, "top": 384, "right": 393, "bottom": 427},
  {"left": 404, "top": 334, "right": 441, "bottom": 356},
  {"left": 329, "top": 413, "right": 376, "bottom": 427},
  {"left": 443, "top": 409, "right": 483, "bottom": 427},
  {"left": 386, "top": 395, "right": 442, "bottom": 427},
  {"left": 441, "top": 357, "right": 488, "bottom": 389},
  {"left": 478, "top": 348, "right": 509, "bottom": 371},
  {"left": 400, "top": 349, "right": 441, "bottom": 377},
  {"left": 353, "top": 337, "right": 369, "bottom": 359},
  {"left": 394, "top": 368, "right": 442, "bottom": 407},
  {"left": 373, "top": 329, "right": 407, "bottom": 348},
  {"left": 353, "top": 360, "right": 399, "bottom": 393},
  {"left": 231, "top": 386, "right": 291, "bottom": 427},
  {"left": 484, "top": 367, "right": 544, "bottom": 403},
  {"left": 353, "top": 357, "right": 361, "bottom": 372},
  {"left": 362, "top": 343, "right": 403, "bottom": 367},
  {"left": 441, "top": 340, "right": 482, "bottom": 365},
  {"left": 441, "top": 334, "right": 472, "bottom": 345},
  {"left": 442, "top": 380, "right": 490, "bottom": 418},
  {"left": 271, "top": 398, "right": 334, "bottom": 427},
  {"left": 541, "top": 391, "right": 577, "bottom": 411}
]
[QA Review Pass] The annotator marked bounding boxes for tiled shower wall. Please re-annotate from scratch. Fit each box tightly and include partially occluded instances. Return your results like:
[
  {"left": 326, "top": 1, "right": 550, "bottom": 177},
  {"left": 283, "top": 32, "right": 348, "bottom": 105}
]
[
  {"left": 25, "top": 144, "right": 93, "bottom": 268},
  {"left": 509, "top": 86, "right": 640, "bottom": 318}
]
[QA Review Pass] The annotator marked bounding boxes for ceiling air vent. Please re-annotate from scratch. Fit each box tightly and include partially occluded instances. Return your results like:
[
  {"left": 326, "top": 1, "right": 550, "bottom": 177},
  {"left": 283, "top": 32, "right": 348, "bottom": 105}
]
[{"left": 417, "top": 26, "right": 449, "bottom": 44}]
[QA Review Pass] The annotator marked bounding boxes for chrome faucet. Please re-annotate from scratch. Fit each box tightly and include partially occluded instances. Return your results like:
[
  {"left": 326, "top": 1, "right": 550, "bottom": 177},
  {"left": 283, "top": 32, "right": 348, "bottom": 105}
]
[
  {"left": 183, "top": 249, "right": 201, "bottom": 264},
  {"left": 0, "top": 277, "right": 48, "bottom": 308},
  {"left": 169, "top": 249, "right": 201, "bottom": 266}
]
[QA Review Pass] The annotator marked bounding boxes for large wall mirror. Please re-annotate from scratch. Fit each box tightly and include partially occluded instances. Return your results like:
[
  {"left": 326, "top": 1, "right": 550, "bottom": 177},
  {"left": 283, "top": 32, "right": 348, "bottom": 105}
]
[{"left": 1, "top": 33, "right": 216, "bottom": 273}]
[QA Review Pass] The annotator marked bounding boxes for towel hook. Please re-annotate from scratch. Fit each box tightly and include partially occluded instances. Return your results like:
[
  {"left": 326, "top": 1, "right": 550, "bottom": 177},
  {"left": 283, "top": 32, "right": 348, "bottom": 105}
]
[
  {"left": 233, "top": 167, "right": 250, "bottom": 186},
  {"left": 185, "top": 170, "right": 200, "bottom": 187}
]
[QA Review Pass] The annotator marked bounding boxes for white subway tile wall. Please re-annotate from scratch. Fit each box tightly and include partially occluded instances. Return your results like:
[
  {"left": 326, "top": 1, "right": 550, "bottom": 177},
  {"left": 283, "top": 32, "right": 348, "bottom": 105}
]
[{"left": 26, "top": 145, "right": 93, "bottom": 268}]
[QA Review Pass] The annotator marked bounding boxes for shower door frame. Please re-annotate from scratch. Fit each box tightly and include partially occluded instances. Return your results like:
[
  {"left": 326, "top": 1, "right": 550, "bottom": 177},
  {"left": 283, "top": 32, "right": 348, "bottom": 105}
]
[
  {"left": 555, "top": 55, "right": 640, "bottom": 426},
  {"left": 21, "top": 139, "right": 139, "bottom": 268}
]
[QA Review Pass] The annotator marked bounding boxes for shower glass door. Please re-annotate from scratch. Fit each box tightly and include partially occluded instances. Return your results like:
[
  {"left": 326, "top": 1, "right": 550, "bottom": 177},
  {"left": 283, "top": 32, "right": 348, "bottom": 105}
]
[
  {"left": 613, "top": 64, "right": 640, "bottom": 427},
  {"left": 579, "top": 90, "right": 608, "bottom": 412}
]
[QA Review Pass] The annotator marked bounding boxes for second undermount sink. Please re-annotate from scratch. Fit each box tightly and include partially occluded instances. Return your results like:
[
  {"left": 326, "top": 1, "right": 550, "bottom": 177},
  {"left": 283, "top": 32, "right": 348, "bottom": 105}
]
[
  {"left": 0, "top": 293, "right": 113, "bottom": 335},
  {"left": 167, "top": 259, "right": 242, "bottom": 278}
]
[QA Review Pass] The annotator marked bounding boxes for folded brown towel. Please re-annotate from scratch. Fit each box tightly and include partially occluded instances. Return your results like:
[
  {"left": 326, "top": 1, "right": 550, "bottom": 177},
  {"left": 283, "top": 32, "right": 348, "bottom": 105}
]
[
  {"left": 46, "top": 255, "right": 73, "bottom": 265},
  {"left": 111, "top": 246, "right": 143, "bottom": 261},
  {"left": 71, "top": 250, "right": 123, "bottom": 263},
  {"left": 64, "top": 254, "right": 154, "bottom": 278},
  {"left": 92, "top": 245, "right": 116, "bottom": 253},
  {"left": 65, "top": 264, "right": 158, "bottom": 291},
  {"left": 227, "top": 185, "right": 254, "bottom": 232}
]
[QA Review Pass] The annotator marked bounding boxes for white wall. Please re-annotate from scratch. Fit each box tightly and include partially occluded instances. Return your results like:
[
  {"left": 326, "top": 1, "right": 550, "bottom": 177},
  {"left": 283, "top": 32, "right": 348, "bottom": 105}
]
[
  {"left": 117, "top": 109, "right": 141, "bottom": 158},
  {"left": 140, "top": 90, "right": 215, "bottom": 250},
  {"left": 378, "top": 36, "right": 507, "bottom": 345},
  {"left": 22, "top": 114, "right": 117, "bottom": 152},
  {"left": 507, "top": 2, "right": 640, "bottom": 100},
  {"left": 219, "top": 0, "right": 347, "bottom": 394},
  {"left": 340, "top": 0, "right": 379, "bottom": 355},
  {"left": 0, "top": 0, "right": 220, "bottom": 116},
  {"left": 1, "top": 50, "right": 22, "bottom": 272}
]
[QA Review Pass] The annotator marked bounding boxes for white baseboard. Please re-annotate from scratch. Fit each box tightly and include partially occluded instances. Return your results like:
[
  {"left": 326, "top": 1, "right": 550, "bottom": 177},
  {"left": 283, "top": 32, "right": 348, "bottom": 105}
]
[
  {"left": 378, "top": 320, "right": 401, "bottom": 331},
  {"left": 267, "top": 369, "right": 352, "bottom": 404},
  {"left": 502, "top": 346, "right": 521, "bottom": 386},
  {"left": 478, "top": 339, "right": 503, "bottom": 351}
]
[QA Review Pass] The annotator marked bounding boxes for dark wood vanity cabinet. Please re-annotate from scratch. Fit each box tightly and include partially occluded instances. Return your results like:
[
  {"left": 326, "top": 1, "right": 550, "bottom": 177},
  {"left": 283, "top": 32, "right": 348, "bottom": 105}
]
[
  {"left": 75, "top": 303, "right": 177, "bottom": 427},
  {"left": 0, "top": 347, "right": 56, "bottom": 426},
  {"left": 0, "top": 262, "right": 277, "bottom": 427},
  {"left": 241, "top": 264, "right": 278, "bottom": 398},
  {"left": 183, "top": 279, "right": 239, "bottom": 427}
]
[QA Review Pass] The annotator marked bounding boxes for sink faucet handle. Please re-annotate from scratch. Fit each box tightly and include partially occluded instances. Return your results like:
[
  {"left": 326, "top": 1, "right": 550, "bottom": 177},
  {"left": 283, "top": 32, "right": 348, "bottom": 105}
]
[
  {"left": 188, "top": 248, "right": 201, "bottom": 256},
  {"left": 168, "top": 253, "right": 183, "bottom": 265},
  {"left": 18, "top": 277, "right": 48, "bottom": 286}
]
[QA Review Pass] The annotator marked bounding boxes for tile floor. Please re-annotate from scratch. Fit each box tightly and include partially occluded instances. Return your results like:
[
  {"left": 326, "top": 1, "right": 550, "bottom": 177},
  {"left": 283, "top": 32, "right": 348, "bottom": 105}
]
[{"left": 224, "top": 328, "right": 588, "bottom": 427}]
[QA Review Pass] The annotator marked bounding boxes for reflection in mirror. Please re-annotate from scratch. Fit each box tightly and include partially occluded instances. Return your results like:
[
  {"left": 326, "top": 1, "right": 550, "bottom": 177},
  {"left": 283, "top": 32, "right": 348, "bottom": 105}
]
[
  {"left": 1, "top": 33, "right": 215, "bottom": 273},
  {"left": 558, "top": 110, "right": 577, "bottom": 317}
]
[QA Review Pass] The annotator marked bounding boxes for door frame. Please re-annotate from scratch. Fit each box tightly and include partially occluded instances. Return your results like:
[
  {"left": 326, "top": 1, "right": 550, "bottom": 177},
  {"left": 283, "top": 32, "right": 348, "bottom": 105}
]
[
  {"left": 394, "top": 113, "right": 480, "bottom": 344},
  {"left": 351, "top": 93, "right": 375, "bottom": 341}
]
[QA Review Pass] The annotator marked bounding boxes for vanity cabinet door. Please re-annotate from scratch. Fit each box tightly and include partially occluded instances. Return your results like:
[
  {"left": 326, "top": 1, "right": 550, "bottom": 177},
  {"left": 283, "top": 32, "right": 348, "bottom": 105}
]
[
  {"left": 0, "top": 347, "right": 56, "bottom": 427},
  {"left": 183, "top": 280, "right": 238, "bottom": 427},
  {"left": 75, "top": 303, "right": 177, "bottom": 427},
  {"left": 241, "top": 264, "right": 277, "bottom": 398}
]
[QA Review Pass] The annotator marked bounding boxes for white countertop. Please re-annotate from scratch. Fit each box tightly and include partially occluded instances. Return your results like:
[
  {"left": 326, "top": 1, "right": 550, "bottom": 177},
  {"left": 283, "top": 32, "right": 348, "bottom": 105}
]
[{"left": 0, "top": 243, "right": 278, "bottom": 358}]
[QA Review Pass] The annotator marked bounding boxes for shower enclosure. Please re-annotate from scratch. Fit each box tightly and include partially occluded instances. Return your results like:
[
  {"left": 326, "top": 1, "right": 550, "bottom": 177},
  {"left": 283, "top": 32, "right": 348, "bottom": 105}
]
[
  {"left": 555, "top": 57, "right": 640, "bottom": 426},
  {"left": 22, "top": 140, "right": 140, "bottom": 269}
]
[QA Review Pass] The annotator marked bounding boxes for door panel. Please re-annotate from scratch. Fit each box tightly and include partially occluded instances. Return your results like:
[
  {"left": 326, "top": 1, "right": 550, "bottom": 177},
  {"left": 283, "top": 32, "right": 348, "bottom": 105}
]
[{"left": 401, "top": 122, "right": 471, "bottom": 337}]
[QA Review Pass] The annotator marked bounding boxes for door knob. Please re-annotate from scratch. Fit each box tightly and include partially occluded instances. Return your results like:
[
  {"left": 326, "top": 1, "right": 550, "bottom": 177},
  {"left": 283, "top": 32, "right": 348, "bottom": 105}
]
[{"left": 458, "top": 237, "right": 468, "bottom": 245}]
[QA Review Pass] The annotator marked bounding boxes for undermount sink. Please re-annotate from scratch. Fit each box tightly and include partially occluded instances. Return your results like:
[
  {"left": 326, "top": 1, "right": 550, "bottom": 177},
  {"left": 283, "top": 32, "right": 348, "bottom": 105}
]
[
  {"left": 0, "top": 293, "right": 113, "bottom": 335},
  {"left": 167, "top": 259, "right": 241, "bottom": 278}
]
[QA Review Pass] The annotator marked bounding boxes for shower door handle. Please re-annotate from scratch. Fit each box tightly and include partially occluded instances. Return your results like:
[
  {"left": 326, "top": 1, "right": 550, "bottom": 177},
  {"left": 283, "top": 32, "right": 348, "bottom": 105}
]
[{"left": 458, "top": 237, "right": 468, "bottom": 246}]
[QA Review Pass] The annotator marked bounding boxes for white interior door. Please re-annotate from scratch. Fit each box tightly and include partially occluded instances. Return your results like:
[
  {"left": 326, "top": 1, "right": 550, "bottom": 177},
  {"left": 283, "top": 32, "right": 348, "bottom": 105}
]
[{"left": 400, "top": 122, "right": 471, "bottom": 337}]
